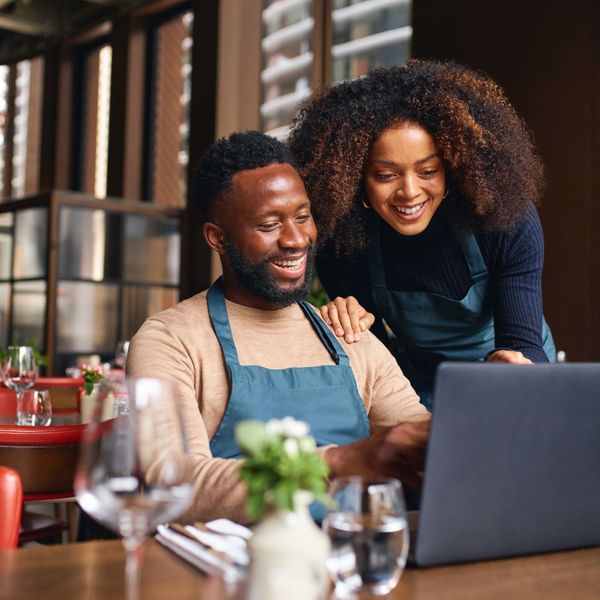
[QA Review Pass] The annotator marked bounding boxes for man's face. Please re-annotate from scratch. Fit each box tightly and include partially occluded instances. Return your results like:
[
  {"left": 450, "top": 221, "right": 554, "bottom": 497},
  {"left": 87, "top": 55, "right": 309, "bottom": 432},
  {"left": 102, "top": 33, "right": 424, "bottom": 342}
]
[{"left": 215, "top": 163, "right": 318, "bottom": 309}]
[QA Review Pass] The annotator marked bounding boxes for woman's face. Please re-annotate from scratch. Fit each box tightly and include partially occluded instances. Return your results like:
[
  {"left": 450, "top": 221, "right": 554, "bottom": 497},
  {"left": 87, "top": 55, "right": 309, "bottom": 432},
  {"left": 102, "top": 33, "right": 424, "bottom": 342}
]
[{"left": 364, "top": 122, "right": 446, "bottom": 236}]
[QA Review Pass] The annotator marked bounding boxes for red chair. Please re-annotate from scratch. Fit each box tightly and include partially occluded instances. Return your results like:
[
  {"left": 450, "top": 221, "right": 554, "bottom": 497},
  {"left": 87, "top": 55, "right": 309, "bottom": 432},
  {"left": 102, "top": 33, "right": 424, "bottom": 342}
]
[
  {"left": 0, "top": 378, "right": 84, "bottom": 417},
  {"left": 0, "top": 466, "right": 22, "bottom": 549},
  {"left": 0, "top": 424, "right": 85, "bottom": 544}
]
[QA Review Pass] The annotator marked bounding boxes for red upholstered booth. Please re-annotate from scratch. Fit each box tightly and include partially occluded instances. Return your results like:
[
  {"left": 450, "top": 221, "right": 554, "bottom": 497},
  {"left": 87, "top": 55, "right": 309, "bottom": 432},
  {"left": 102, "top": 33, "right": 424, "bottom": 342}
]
[
  {"left": 0, "top": 378, "right": 84, "bottom": 417},
  {"left": 0, "top": 423, "right": 85, "bottom": 544},
  {"left": 0, "top": 466, "right": 22, "bottom": 549}
]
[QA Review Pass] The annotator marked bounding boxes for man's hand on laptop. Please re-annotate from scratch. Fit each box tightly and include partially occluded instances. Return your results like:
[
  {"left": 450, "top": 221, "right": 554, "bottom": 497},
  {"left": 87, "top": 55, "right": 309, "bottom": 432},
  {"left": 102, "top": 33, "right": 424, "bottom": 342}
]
[{"left": 325, "top": 419, "right": 430, "bottom": 490}]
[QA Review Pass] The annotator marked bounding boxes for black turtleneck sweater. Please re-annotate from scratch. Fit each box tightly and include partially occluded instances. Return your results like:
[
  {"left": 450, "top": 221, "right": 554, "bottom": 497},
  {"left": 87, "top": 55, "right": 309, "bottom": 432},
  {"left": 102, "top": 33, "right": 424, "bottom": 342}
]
[{"left": 316, "top": 203, "right": 550, "bottom": 363}]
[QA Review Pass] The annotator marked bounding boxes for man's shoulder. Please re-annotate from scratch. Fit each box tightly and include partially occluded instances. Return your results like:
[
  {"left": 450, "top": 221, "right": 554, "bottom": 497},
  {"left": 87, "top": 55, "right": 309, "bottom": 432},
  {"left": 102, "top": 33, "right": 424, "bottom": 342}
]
[{"left": 140, "top": 291, "right": 210, "bottom": 332}]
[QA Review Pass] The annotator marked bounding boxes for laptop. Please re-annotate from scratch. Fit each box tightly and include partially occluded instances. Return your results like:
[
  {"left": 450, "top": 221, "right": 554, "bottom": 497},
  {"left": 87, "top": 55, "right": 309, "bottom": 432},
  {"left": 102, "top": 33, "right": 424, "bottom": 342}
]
[{"left": 410, "top": 362, "right": 600, "bottom": 567}]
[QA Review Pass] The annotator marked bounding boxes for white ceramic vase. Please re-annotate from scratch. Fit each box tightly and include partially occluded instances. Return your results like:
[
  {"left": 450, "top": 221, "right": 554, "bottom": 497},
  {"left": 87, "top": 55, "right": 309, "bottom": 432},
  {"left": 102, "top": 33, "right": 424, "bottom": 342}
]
[
  {"left": 80, "top": 383, "right": 114, "bottom": 423},
  {"left": 247, "top": 491, "right": 331, "bottom": 600}
]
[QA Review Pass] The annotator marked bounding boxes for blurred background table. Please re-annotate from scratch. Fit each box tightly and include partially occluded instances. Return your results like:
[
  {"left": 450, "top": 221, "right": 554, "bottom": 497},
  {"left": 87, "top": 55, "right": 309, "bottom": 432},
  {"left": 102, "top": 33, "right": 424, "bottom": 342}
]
[{"left": 1, "top": 540, "right": 599, "bottom": 600}]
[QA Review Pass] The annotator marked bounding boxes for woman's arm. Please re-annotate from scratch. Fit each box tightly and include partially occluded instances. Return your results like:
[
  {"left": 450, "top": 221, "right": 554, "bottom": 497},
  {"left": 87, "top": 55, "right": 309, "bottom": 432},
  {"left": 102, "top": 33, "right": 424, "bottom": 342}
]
[
  {"left": 485, "top": 204, "right": 551, "bottom": 363},
  {"left": 316, "top": 250, "right": 383, "bottom": 343}
]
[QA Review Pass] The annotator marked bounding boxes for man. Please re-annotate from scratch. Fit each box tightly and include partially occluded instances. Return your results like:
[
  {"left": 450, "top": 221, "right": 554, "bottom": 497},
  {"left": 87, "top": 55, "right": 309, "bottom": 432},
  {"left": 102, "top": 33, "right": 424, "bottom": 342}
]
[{"left": 127, "top": 131, "right": 429, "bottom": 523}]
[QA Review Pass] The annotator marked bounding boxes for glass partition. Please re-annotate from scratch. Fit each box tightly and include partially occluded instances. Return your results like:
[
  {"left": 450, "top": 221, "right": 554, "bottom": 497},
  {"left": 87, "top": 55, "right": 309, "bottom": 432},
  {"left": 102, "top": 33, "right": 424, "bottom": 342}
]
[
  {"left": 0, "top": 282, "right": 10, "bottom": 346},
  {"left": 12, "top": 280, "right": 46, "bottom": 348},
  {"left": 58, "top": 206, "right": 107, "bottom": 281},
  {"left": 0, "top": 192, "right": 181, "bottom": 375},
  {"left": 13, "top": 207, "right": 47, "bottom": 279},
  {"left": 121, "top": 285, "right": 178, "bottom": 341},
  {"left": 123, "top": 213, "right": 180, "bottom": 285},
  {"left": 56, "top": 281, "right": 119, "bottom": 354}
]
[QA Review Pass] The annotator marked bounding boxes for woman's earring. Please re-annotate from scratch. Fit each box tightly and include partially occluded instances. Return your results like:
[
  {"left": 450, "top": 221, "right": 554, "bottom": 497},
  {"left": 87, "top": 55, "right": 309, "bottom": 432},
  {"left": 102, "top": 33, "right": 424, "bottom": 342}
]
[
  {"left": 362, "top": 198, "right": 371, "bottom": 209},
  {"left": 442, "top": 188, "right": 449, "bottom": 199}
]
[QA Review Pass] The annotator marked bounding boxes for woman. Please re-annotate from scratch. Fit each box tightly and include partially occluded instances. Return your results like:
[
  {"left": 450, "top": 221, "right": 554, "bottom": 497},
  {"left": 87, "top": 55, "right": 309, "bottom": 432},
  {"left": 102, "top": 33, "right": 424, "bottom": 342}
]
[{"left": 288, "top": 60, "right": 555, "bottom": 408}]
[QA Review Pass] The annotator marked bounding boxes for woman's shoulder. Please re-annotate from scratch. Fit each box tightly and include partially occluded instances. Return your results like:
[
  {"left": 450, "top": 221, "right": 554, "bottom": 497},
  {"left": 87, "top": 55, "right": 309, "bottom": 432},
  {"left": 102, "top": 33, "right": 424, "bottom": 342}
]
[{"left": 475, "top": 203, "right": 543, "bottom": 267}]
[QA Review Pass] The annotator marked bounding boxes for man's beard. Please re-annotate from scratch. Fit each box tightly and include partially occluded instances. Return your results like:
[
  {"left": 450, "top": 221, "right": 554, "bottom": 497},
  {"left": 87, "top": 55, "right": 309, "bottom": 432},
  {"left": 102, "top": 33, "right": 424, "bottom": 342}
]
[{"left": 224, "top": 239, "right": 315, "bottom": 308}]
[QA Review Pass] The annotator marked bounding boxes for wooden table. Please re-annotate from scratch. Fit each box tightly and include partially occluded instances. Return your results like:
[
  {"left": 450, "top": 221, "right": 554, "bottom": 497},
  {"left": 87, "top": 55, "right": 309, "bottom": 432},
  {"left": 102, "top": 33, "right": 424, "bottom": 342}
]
[{"left": 1, "top": 540, "right": 599, "bottom": 600}]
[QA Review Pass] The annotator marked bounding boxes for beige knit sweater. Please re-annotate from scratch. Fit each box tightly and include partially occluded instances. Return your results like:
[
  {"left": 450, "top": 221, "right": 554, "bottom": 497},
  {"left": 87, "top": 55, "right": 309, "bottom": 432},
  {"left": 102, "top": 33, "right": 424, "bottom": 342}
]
[{"left": 127, "top": 291, "right": 427, "bottom": 523}]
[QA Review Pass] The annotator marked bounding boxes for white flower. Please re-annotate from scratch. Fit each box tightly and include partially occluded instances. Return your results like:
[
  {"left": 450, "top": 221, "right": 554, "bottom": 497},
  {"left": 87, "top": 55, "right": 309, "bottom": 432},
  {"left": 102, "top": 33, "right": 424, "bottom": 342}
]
[
  {"left": 283, "top": 438, "right": 299, "bottom": 457},
  {"left": 280, "top": 416, "right": 309, "bottom": 438},
  {"left": 298, "top": 436, "right": 316, "bottom": 452},
  {"left": 265, "top": 419, "right": 283, "bottom": 436}
]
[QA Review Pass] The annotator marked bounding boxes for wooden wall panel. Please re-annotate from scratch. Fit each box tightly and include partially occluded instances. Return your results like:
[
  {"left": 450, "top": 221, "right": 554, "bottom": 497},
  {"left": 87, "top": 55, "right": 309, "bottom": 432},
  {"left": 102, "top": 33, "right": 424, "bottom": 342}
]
[{"left": 412, "top": 0, "right": 598, "bottom": 360}]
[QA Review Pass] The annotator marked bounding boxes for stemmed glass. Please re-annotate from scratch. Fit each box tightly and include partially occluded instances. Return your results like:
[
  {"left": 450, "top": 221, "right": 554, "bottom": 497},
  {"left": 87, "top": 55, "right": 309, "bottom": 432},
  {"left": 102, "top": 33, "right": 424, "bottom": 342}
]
[
  {"left": 322, "top": 477, "right": 409, "bottom": 597},
  {"left": 1, "top": 346, "right": 38, "bottom": 425},
  {"left": 75, "top": 377, "right": 194, "bottom": 600}
]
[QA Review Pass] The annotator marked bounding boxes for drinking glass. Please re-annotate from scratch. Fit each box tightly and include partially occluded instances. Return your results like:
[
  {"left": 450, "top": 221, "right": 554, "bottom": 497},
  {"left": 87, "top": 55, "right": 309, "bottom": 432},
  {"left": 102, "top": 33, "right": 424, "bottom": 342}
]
[
  {"left": 323, "top": 477, "right": 409, "bottom": 597},
  {"left": 114, "top": 340, "right": 130, "bottom": 369},
  {"left": 75, "top": 377, "right": 194, "bottom": 600},
  {"left": 2, "top": 346, "right": 38, "bottom": 425},
  {"left": 20, "top": 389, "right": 52, "bottom": 426}
]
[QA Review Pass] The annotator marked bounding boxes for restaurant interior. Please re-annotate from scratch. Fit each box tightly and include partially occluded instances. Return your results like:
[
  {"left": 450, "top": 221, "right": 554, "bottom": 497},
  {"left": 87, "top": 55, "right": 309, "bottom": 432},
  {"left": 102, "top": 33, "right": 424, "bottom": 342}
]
[{"left": 0, "top": 1, "right": 598, "bottom": 598}]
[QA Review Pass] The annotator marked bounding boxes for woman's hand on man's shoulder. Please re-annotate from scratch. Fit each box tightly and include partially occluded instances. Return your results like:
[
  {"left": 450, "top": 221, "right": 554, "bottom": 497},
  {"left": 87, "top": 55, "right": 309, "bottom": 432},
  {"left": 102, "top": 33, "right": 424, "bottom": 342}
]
[{"left": 319, "top": 296, "right": 375, "bottom": 344}]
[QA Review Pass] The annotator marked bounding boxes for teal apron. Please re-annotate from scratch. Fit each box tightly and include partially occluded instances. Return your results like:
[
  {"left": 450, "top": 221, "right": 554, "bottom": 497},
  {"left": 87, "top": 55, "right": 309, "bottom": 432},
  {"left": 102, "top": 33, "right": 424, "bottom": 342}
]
[
  {"left": 207, "top": 278, "right": 370, "bottom": 459},
  {"left": 368, "top": 219, "right": 556, "bottom": 410}
]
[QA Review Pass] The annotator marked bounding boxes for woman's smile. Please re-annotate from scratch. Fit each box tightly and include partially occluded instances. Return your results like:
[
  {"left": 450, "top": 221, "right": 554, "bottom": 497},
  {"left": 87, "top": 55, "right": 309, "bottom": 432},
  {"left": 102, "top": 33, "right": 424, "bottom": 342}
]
[{"left": 365, "top": 123, "right": 446, "bottom": 236}]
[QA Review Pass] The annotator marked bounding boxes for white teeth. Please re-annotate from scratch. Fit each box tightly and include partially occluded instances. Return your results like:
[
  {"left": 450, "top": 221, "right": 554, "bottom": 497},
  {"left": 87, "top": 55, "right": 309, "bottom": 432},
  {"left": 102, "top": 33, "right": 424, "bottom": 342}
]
[
  {"left": 272, "top": 257, "right": 303, "bottom": 269},
  {"left": 396, "top": 201, "right": 425, "bottom": 215}
]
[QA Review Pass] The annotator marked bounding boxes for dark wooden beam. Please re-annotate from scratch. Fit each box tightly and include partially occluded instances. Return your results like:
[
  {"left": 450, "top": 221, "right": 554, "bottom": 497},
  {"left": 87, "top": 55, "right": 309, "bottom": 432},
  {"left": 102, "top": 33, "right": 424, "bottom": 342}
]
[
  {"left": 105, "top": 14, "right": 131, "bottom": 198},
  {"left": 180, "top": 0, "right": 219, "bottom": 299}
]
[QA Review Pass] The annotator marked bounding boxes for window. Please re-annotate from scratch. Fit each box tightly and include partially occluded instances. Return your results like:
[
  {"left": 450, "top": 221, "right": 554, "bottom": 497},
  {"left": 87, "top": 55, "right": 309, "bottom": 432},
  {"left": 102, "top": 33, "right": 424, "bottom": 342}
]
[
  {"left": 12, "top": 57, "right": 44, "bottom": 197},
  {"left": 0, "top": 56, "right": 44, "bottom": 200},
  {"left": 261, "top": 0, "right": 314, "bottom": 138},
  {"left": 331, "top": 0, "right": 412, "bottom": 82},
  {"left": 145, "top": 9, "right": 193, "bottom": 207},
  {"left": 75, "top": 43, "right": 112, "bottom": 198},
  {"left": 259, "top": 0, "right": 412, "bottom": 135},
  {"left": 0, "top": 65, "right": 9, "bottom": 198}
]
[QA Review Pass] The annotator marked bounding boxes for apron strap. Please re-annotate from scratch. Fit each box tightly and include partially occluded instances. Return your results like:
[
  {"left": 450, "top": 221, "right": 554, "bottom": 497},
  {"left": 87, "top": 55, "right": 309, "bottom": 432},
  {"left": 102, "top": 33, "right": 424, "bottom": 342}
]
[
  {"left": 367, "top": 215, "right": 397, "bottom": 325},
  {"left": 298, "top": 301, "right": 350, "bottom": 366},
  {"left": 207, "top": 277, "right": 240, "bottom": 365},
  {"left": 457, "top": 233, "right": 488, "bottom": 284},
  {"left": 208, "top": 277, "right": 350, "bottom": 367}
]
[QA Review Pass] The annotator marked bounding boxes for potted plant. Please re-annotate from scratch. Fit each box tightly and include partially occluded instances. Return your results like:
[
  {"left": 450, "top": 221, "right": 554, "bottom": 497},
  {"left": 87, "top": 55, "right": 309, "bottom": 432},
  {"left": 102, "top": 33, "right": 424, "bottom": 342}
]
[{"left": 236, "top": 417, "right": 331, "bottom": 600}]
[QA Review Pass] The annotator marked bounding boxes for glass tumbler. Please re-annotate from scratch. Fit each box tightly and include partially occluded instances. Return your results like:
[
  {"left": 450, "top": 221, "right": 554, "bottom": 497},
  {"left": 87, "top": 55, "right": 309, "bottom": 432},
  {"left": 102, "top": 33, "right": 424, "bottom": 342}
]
[
  {"left": 20, "top": 389, "right": 52, "bottom": 426},
  {"left": 323, "top": 477, "right": 409, "bottom": 596}
]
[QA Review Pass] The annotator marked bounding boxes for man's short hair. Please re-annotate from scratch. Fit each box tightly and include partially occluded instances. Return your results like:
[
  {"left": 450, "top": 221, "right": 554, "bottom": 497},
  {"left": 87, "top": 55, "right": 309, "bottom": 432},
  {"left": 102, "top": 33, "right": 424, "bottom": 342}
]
[{"left": 192, "top": 130, "right": 298, "bottom": 220}]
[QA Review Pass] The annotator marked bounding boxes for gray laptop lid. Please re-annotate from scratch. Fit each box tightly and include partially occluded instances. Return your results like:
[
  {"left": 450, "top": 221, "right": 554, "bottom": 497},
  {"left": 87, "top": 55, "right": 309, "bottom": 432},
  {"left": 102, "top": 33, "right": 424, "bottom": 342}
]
[{"left": 414, "top": 363, "right": 600, "bottom": 567}]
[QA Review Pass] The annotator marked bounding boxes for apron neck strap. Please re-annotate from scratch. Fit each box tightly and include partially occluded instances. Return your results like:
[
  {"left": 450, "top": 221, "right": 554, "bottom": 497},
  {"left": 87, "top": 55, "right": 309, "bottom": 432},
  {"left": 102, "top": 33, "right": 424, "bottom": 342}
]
[
  {"left": 207, "top": 277, "right": 240, "bottom": 365},
  {"left": 298, "top": 301, "right": 349, "bottom": 366},
  {"left": 367, "top": 214, "right": 388, "bottom": 292},
  {"left": 207, "top": 277, "right": 350, "bottom": 367},
  {"left": 457, "top": 232, "right": 487, "bottom": 283}
]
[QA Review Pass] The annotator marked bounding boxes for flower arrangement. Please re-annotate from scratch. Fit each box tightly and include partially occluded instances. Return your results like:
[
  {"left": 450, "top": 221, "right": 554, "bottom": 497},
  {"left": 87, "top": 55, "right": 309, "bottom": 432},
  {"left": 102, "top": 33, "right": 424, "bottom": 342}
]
[
  {"left": 81, "top": 364, "right": 104, "bottom": 395},
  {"left": 235, "top": 417, "right": 330, "bottom": 519}
]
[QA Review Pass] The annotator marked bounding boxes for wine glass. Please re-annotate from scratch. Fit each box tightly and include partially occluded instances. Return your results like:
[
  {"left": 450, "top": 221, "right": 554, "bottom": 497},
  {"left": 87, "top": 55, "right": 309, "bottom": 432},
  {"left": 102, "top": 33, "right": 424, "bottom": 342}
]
[
  {"left": 322, "top": 477, "right": 409, "bottom": 597},
  {"left": 75, "top": 377, "right": 194, "bottom": 600},
  {"left": 2, "top": 346, "right": 38, "bottom": 425}
]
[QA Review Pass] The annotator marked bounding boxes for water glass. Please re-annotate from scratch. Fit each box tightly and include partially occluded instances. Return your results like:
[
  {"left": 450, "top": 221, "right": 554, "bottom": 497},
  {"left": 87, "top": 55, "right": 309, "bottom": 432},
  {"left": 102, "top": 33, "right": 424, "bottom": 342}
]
[
  {"left": 323, "top": 477, "right": 409, "bottom": 596},
  {"left": 20, "top": 389, "right": 52, "bottom": 426},
  {"left": 1, "top": 346, "right": 38, "bottom": 425}
]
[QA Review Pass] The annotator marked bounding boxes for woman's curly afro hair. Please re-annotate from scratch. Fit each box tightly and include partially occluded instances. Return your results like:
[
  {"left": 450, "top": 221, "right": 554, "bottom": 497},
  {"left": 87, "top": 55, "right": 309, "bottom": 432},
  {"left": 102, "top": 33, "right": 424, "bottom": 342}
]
[{"left": 288, "top": 59, "right": 545, "bottom": 256}]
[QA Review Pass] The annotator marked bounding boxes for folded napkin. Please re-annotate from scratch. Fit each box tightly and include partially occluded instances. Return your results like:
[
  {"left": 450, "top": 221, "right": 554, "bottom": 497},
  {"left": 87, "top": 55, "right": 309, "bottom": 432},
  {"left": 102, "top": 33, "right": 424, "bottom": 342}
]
[{"left": 156, "top": 519, "right": 252, "bottom": 583}]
